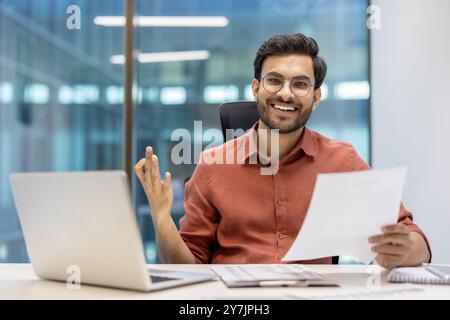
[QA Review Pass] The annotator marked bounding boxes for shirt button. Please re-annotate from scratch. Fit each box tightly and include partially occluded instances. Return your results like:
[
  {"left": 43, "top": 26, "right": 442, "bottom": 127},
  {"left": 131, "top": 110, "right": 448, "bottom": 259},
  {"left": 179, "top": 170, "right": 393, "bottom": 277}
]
[
  {"left": 277, "top": 232, "right": 286, "bottom": 239},
  {"left": 276, "top": 200, "right": 284, "bottom": 207}
]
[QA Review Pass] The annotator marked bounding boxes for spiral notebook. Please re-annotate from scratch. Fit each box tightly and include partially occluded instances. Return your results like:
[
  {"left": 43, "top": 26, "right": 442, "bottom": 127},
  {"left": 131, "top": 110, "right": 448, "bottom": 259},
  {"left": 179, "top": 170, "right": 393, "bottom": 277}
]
[{"left": 387, "top": 264, "right": 450, "bottom": 285}]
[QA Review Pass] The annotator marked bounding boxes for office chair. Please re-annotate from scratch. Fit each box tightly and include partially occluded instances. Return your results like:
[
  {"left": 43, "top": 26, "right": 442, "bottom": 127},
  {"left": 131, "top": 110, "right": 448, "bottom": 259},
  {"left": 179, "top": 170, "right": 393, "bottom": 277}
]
[
  {"left": 185, "top": 101, "right": 257, "bottom": 185},
  {"left": 217, "top": 101, "right": 340, "bottom": 265},
  {"left": 218, "top": 101, "right": 258, "bottom": 141}
]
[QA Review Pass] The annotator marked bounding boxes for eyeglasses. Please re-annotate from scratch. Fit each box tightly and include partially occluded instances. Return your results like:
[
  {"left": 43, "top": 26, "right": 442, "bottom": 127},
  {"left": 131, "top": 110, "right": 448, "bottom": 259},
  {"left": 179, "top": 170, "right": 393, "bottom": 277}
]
[{"left": 261, "top": 75, "right": 314, "bottom": 98}]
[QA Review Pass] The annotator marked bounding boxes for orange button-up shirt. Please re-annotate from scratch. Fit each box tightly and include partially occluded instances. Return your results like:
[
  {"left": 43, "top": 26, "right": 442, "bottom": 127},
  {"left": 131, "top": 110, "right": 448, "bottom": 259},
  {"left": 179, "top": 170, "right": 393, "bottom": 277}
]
[{"left": 179, "top": 123, "right": 431, "bottom": 264}]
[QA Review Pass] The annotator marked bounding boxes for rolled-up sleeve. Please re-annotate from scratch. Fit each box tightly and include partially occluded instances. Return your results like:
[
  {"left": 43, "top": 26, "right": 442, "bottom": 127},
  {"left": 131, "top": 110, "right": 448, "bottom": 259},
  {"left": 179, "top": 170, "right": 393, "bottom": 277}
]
[
  {"left": 179, "top": 160, "right": 219, "bottom": 264},
  {"left": 347, "top": 146, "right": 432, "bottom": 261}
]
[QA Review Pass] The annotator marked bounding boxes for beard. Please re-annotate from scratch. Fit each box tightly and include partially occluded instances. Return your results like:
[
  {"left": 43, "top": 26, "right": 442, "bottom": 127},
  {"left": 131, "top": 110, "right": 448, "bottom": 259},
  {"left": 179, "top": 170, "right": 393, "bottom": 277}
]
[{"left": 256, "top": 96, "right": 313, "bottom": 134}]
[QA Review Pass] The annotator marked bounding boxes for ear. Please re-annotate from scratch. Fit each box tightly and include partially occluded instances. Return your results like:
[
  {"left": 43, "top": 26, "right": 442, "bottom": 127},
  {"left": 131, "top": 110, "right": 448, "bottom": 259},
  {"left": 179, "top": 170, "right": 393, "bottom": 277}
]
[
  {"left": 251, "top": 79, "right": 260, "bottom": 100},
  {"left": 311, "top": 87, "right": 322, "bottom": 111}
]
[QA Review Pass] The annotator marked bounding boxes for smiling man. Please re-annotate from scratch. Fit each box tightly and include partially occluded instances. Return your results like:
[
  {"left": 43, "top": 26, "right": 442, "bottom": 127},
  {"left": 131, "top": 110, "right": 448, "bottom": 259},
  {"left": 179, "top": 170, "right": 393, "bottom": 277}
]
[{"left": 135, "top": 33, "right": 431, "bottom": 268}]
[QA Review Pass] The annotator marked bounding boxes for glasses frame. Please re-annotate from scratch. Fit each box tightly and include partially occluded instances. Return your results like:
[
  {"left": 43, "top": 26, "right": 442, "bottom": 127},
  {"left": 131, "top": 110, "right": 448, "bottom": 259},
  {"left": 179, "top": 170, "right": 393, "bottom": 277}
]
[{"left": 260, "top": 75, "right": 315, "bottom": 98}]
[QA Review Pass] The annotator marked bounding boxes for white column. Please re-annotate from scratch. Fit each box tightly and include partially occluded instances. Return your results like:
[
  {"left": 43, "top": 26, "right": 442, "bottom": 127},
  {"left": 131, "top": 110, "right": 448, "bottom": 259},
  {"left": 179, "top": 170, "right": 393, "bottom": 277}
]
[{"left": 371, "top": 0, "right": 450, "bottom": 263}]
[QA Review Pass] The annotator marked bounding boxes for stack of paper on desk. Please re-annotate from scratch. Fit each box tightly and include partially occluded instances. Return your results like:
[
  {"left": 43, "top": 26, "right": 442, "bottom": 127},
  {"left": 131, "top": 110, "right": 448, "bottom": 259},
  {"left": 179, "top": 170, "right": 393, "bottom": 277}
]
[
  {"left": 211, "top": 265, "right": 338, "bottom": 287},
  {"left": 283, "top": 167, "right": 407, "bottom": 264}
]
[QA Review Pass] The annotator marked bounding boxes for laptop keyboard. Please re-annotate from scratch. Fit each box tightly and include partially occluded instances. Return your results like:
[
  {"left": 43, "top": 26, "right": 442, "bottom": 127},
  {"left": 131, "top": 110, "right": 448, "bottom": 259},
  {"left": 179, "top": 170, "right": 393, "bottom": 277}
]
[{"left": 150, "top": 275, "right": 181, "bottom": 283}]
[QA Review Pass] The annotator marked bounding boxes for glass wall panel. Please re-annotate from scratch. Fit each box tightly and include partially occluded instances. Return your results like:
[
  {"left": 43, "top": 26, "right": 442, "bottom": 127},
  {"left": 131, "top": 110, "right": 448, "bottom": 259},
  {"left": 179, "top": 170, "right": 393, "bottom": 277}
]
[{"left": 0, "top": 0, "right": 124, "bottom": 262}]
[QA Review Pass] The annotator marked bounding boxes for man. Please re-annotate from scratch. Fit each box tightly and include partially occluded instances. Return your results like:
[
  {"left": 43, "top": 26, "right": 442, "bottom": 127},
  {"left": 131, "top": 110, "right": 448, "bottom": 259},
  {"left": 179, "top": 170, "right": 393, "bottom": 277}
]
[{"left": 135, "top": 33, "right": 431, "bottom": 268}]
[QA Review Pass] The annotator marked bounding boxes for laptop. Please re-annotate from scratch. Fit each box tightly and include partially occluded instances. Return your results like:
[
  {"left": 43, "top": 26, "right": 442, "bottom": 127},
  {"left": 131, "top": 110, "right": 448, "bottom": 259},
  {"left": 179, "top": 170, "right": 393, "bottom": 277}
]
[{"left": 9, "top": 171, "right": 216, "bottom": 292}]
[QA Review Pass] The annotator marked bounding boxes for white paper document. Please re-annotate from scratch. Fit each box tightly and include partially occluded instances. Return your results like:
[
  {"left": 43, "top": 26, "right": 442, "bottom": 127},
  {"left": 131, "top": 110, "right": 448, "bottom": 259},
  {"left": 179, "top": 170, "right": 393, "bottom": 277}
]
[
  {"left": 283, "top": 167, "right": 407, "bottom": 264},
  {"left": 210, "top": 264, "right": 338, "bottom": 287}
]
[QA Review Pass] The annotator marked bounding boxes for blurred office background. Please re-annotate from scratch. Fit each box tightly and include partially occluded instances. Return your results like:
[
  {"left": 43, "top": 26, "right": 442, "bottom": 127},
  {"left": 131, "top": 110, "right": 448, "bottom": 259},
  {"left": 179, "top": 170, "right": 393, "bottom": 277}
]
[{"left": 1, "top": 0, "right": 373, "bottom": 264}]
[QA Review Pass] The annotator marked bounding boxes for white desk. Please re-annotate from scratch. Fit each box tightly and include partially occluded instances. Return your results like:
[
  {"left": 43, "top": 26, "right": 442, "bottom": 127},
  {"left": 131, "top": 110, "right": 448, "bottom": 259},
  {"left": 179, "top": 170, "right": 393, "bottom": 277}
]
[{"left": 0, "top": 264, "right": 449, "bottom": 299}]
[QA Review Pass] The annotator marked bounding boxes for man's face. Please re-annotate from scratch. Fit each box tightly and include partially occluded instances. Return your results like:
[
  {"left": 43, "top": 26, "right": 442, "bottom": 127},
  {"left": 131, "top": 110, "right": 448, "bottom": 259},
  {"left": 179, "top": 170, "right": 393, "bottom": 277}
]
[{"left": 252, "top": 54, "right": 322, "bottom": 134}]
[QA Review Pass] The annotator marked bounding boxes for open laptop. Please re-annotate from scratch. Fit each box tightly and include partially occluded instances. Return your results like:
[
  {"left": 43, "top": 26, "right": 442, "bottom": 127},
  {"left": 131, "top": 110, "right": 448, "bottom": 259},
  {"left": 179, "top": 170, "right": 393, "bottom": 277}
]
[{"left": 9, "top": 171, "right": 215, "bottom": 292}]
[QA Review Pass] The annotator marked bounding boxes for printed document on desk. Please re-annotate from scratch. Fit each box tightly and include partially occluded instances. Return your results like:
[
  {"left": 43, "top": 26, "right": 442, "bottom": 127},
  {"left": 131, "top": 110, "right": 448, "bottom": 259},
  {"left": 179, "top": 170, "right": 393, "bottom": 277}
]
[
  {"left": 211, "top": 265, "right": 338, "bottom": 288},
  {"left": 283, "top": 167, "right": 407, "bottom": 264}
]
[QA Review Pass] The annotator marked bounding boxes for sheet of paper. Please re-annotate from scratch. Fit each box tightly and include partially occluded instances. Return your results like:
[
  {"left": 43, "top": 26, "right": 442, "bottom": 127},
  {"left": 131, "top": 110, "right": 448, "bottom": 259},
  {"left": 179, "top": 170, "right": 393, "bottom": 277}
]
[{"left": 283, "top": 167, "right": 407, "bottom": 264}]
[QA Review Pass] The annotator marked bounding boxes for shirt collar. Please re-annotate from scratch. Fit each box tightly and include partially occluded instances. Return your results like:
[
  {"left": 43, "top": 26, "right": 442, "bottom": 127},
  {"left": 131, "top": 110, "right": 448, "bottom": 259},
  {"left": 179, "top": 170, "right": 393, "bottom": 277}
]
[{"left": 238, "top": 121, "right": 317, "bottom": 164}]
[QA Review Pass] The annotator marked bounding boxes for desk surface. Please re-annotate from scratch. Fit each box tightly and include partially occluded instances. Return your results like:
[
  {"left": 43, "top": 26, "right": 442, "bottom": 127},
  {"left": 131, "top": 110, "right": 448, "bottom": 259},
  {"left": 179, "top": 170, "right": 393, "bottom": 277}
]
[{"left": 0, "top": 264, "right": 449, "bottom": 299}]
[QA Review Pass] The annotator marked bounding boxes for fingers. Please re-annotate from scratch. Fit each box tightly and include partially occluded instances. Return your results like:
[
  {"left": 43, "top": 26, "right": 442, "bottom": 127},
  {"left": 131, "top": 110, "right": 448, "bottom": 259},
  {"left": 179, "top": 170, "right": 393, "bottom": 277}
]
[
  {"left": 375, "top": 254, "right": 403, "bottom": 269},
  {"left": 162, "top": 172, "right": 171, "bottom": 192},
  {"left": 370, "top": 224, "right": 414, "bottom": 269},
  {"left": 134, "top": 158, "right": 146, "bottom": 183},
  {"left": 369, "top": 233, "right": 412, "bottom": 246},
  {"left": 135, "top": 147, "right": 172, "bottom": 197},
  {"left": 372, "top": 243, "right": 406, "bottom": 256},
  {"left": 151, "top": 155, "right": 162, "bottom": 192},
  {"left": 369, "top": 224, "right": 411, "bottom": 246},
  {"left": 145, "top": 146, "right": 153, "bottom": 178},
  {"left": 381, "top": 224, "right": 409, "bottom": 235}
]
